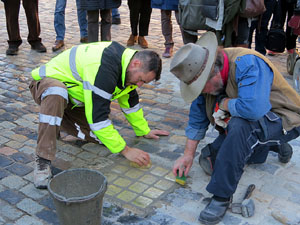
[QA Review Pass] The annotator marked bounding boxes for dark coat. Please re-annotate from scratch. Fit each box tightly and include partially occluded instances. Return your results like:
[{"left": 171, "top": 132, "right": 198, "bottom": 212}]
[
  {"left": 79, "top": 0, "right": 121, "bottom": 10},
  {"left": 151, "top": 0, "right": 179, "bottom": 11}
]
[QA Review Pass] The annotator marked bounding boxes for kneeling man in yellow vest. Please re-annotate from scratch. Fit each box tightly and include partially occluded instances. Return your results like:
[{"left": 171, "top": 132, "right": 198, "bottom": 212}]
[{"left": 30, "top": 41, "right": 169, "bottom": 189}]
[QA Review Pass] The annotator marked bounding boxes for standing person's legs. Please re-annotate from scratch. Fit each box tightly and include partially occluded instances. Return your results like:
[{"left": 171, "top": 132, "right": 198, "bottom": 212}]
[
  {"left": 75, "top": 0, "right": 88, "bottom": 42},
  {"left": 112, "top": 8, "right": 121, "bottom": 24},
  {"left": 87, "top": 10, "right": 100, "bottom": 42},
  {"left": 174, "top": 10, "right": 198, "bottom": 44},
  {"left": 23, "top": 0, "right": 47, "bottom": 52},
  {"left": 138, "top": 0, "right": 151, "bottom": 48},
  {"left": 54, "top": 0, "right": 66, "bottom": 41},
  {"left": 52, "top": 0, "right": 66, "bottom": 51},
  {"left": 286, "top": 2, "right": 297, "bottom": 51},
  {"left": 4, "top": 0, "right": 22, "bottom": 55},
  {"left": 29, "top": 78, "right": 69, "bottom": 189},
  {"left": 254, "top": 0, "right": 275, "bottom": 55},
  {"left": 161, "top": 10, "right": 174, "bottom": 58},
  {"left": 100, "top": 9, "right": 112, "bottom": 41},
  {"left": 127, "top": 0, "right": 139, "bottom": 45}
]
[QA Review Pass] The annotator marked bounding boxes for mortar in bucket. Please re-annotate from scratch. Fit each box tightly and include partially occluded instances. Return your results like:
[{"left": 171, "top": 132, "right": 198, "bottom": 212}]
[{"left": 48, "top": 168, "right": 107, "bottom": 225}]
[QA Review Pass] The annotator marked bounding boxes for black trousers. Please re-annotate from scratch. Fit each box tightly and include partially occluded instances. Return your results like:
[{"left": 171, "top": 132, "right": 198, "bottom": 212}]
[
  {"left": 87, "top": 9, "right": 112, "bottom": 42},
  {"left": 127, "top": 0, "right": 152, "bottom": 36},
  {"left": 4, "top": 0, "right": 41, "bottom": 47},
  {"left": 280, "top": 0, "right": 298, "bottom": 50}
]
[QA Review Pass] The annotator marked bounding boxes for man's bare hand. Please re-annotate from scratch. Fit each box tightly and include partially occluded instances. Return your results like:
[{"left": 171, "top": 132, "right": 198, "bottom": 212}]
[
  {"left": 121, "top": 146, "right": 150, "bottom": 166},
  {"left": 143, "top": 129, "right": 170, "bottom": 139},
  {"left": 172, "top": 154, "right": 194, "bottom": 177}
]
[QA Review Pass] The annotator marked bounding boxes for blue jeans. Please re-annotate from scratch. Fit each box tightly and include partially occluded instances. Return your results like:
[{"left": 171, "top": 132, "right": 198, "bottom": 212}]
[
  {"left": 112, "top": 8, "right": 120, "bottom": 19},
  {"left": 206, "top": 112, "right": 300, "bottom": 198},
  {"left": 54, "top": 0, "right": 87, "bottom": 40}
]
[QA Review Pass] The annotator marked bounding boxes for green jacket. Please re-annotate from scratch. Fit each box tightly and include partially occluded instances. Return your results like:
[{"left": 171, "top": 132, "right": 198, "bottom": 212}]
[{"left": 31, "top": 41, "right": 151, "bottom": 153}]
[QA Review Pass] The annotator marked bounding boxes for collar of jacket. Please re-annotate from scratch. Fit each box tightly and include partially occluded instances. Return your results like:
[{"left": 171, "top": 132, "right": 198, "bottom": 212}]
[{"left": 121, "top": 48, "right": 137, "bottom": 88}]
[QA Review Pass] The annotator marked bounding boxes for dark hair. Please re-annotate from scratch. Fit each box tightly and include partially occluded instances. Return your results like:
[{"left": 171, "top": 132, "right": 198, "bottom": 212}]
[{"left": 133, "top": 50, "right": 162, "bottom": 81}]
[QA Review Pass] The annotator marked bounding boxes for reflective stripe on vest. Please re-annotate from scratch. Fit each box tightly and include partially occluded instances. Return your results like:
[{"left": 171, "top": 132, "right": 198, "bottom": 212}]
[
  {"left": 89, "top": 119, "right": 112, "bottom": 131},
  {"left": 69, "top": 46, "right": 83, "bottom": 82},
  {"left": 83, "top": 81, "right": 112, "bottom": 100},
  {"left": 121, "top": 103, "right": 141, "bottom": 114},
  {"left": 41, "top": 87, "right": 69, "bottom": 103},
  {"left": 39, "top": 65, "right": 46, "bottom": 78},
  {"left": 39, "top": 113, "right": 62, "bottom": 126}
]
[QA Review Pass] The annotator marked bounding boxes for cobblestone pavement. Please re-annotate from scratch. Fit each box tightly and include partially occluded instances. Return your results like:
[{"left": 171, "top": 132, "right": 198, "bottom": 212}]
[{"left": 0, "top": 1, "right": 300, "bottom": 225}]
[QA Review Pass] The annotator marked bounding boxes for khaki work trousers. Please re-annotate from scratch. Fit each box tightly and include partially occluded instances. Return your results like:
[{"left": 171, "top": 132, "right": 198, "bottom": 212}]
[{"left": 29, "top": 78, "right": 98, "bottom": 161}]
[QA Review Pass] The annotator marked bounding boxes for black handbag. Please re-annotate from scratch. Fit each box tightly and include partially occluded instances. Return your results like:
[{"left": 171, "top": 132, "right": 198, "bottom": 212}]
[{"left": 265, "top": 28, "right": 286, "bottom": 53}]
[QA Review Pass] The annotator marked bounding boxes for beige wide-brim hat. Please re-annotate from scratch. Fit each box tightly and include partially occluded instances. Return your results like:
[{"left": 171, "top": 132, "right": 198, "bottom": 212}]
[{"left": 170, "top": 32, "right": 218, "bottom": 103}]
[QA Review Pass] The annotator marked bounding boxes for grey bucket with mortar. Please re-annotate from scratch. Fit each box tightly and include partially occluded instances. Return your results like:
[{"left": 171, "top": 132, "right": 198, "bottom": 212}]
[{"left": 48, "top": 168, "right": 107, "bottom": 225}]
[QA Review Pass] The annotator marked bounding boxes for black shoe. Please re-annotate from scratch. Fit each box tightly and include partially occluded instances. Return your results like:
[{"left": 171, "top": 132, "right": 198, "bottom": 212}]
[
  {"left": 278, "top": 143, "right": 293, "bottom": 163},
  {"left": 6, "top": 46, "right": 19, "bottom": 55},
  {"left": 31, "top": 42, "right": 47, "bottom": 53},
  {"left": 112, "top": 17, "right": 121, "bottom": 25},
  {"left": 199, "top": 144, "right": 217, "bottom": 176},
  {"left": 199, "top": 198, "right": 231, "bottom": 225}
]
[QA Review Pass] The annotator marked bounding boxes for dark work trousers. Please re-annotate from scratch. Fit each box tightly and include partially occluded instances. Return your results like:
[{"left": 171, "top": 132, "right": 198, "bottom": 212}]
[
  {"left": 4, "top": 0, "right": 41, "bottom": 47},
  {"left": 127, "top": 0, "right": 152, "bottom": 36},
  {"left": 87, "top": 9, "right": 112, "bottom": 42},
  {"left": 29, "top": 78, "right": 100, "bottom": 161},
  {"left": 248, "top": 0, "right": 279, "bottom": 55},
  {"left": 161, "top": 10, "right": 197, "bottom": 45},
  {"left": 206, "top": 113, "right": 300, "bottom": 198},
  {"left": 280, "top": 0, "right": 298, "bottom": 50}
]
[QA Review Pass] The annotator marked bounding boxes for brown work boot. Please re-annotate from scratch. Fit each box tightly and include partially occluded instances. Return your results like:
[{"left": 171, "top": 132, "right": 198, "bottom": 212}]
[
  {"left": 138, "top": 36, "right": 148, "bottom": 48},
  {"left": 127, "top": 34, "right": 137, "bottom": 46},
  {"left": 52, "top": 40, "right": 64, "bottom": 52}
]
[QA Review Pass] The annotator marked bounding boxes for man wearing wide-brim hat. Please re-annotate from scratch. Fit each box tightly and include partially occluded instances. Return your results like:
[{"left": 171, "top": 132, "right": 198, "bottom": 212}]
[{"left": 170, "top": 31, "right": 300, "bottom": 224}]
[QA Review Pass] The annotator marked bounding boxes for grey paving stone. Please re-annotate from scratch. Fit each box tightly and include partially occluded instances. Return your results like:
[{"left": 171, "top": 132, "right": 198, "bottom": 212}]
[
  {"left": 0, "top": 169, "right": 9, "bottom": 180},
  {"left": 0, "top": 199, "right": 23, "bottom": 220},
  {"left": 0, "top": 155, "right": 14, "bottom": 167},
  {"left": 17, "top": 198, "right": 44, "bottom": 215},
  {"left": 0, "top": 136, "right": 9, "bottom": 145},
  {"left": 0, "top": 189, "right": 25, "bottom": 204},
  {"left": 249, "top": 163, "right": 280, "bottom": 175},
  {"left": 15, "top": 215, "right": 44, "bottom": 225},
  {"left": 19, "top": 145, "right": 36, "bottom": 155},
  {"left": 222, "top": 213, "right": 243, "bottom": 225},
  {"left": 148, "top": 211, "right": 176, "bottom": 225},
  {"left": 36, "top": 209, "right": 60, "bottom": 225},
  {"left": 6, "top": 162, "right": 33, "bottom": 176},
  {"left": 20, "top": 184, "right": 48, "bottom": 200},
  {"left": 11, "top": 152, "right": 33, "bottom": 164},
  {"left": 0, "top": 175, "right": 28, "bottom": 189},
  {"left": 39, "top": 196, "right": 56, "bottom": 210},
  {"left": 0, "top": 121, "right": 17, "bottom": 129}
]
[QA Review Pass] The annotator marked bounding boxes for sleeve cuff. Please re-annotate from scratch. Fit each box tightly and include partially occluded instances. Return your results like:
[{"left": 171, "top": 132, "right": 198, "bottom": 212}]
[
  {"left": 228, "top": 99, "right": 242, "bottom": 117},
  {"left": 185, "top": 125, "right": 207, "bottom": 141}
]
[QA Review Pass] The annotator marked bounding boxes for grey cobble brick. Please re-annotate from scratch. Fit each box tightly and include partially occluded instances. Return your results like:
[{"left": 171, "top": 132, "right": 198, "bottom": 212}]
[
  {"left": 0, "top": 175, "right": 28, "bottom": 189},
  {"left": 20, "top": 184, "right": 48, "bottom": 200},
  {"left": 17, "top": 198, "right": 44, "bottom": 215},
  {"left": 15, "top": 215, "right": 44, "bottom": 225},
  {"left": 11, "top": 152, "right": 33, "bottom": 164},
  {"left": 0, "top": 199, "right": 23, "bottom": 220},
  {"left": 36, "top": 209, "right": 60, "bottom": 225},
  {"left": 0, "top": 155, "right": 14, "bottom": 167},
  {"left": 6, "top": 162, "right": 33, "bottom": 176},
  {"left": 0, "top": 169, "right": 9, "bottom": 180},
  {"left": 0, "top": 189, "right": 25, "bottom": 204}
]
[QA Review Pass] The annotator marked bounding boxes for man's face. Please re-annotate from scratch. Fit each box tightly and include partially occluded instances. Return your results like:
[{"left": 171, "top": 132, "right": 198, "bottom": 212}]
[
  {"left": 126, "top": 59, "right": 156, "bottom": 87},
  {"left": 202, "top": 70, "right": 224, "bottom": 95}
]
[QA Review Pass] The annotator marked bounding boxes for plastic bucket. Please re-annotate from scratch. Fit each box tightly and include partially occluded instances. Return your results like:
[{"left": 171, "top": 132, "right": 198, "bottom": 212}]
[{"left": 48, "top": 168, "right": 107, "bottom": 225}]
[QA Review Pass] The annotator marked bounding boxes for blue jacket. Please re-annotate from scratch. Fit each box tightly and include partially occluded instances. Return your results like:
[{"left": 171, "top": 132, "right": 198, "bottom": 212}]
[
  {"left": 151, "top": 0, "right": 179, "bottom": 11},
  {"left": 186, "top": 54, "right": 274, "bottom": 141}
]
